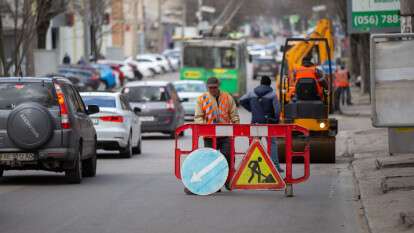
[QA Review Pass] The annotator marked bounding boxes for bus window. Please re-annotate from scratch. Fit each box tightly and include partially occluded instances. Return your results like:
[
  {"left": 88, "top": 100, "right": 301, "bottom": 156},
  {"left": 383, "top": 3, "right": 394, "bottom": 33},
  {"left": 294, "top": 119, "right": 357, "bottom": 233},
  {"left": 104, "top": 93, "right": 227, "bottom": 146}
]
[
  {"left": 219, "top": 48, "right": 236, "bottom": 69},
  {"left": 183, "top": 46, "right": 214, "bottom": 68}
]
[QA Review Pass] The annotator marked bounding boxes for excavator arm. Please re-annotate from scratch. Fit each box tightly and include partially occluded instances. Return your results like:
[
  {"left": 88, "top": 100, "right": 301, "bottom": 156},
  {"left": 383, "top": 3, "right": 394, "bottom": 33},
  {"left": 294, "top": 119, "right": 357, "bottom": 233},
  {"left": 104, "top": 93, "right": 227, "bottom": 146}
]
[{"left": 285, "top": 19, "right": 334, "bottom": 73}]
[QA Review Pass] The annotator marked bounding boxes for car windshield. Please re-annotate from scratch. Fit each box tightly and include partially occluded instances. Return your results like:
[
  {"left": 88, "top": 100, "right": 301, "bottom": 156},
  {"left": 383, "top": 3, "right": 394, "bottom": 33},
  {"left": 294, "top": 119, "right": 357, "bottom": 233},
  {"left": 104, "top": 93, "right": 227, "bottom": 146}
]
[
  {"left": 82, "top": 96, "right": 116, "bottom": 108},
  {"left": 183, "top": 46, "right": 214, "bottom": 68},
  {"left": 123, "top": 86, "right": 168, "bottom": 102},
  {"left": 174, "top": 83, "right": 206, "bottom": 93},
  {"left": 0, "top": 82, "right": 58, "bottom": 109},
  {"left": 183, "top": 46, "right": 236, "bottom": 69},
  {"left": 136, "top": 59, "right": 152, "bottom": 62}
]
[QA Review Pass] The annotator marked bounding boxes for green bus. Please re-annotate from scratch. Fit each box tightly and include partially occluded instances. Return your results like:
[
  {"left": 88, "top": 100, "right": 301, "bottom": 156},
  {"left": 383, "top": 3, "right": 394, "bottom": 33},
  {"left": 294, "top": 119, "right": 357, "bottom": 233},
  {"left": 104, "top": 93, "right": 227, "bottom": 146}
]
[{"left": 180, "top": 38, "right": 248, "bottom": 99}]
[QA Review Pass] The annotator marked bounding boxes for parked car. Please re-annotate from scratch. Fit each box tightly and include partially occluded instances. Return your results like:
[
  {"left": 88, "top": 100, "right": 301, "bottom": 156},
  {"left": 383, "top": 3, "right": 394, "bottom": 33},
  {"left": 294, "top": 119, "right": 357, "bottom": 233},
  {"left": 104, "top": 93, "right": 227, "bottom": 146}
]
[
  {"left": 247, "top": 44, "right": 267, "bottom": 58},
  {"left": 252, "top": 56, "right": 279, "bottom": 80},
  {"left": 98, "top": 59, "right": 143, "bottom": 81},
  {"left": 58, "top": 65, "right": 102, "bottom": 91},
  {"left": 81, "top": 92, "right": 142, "bottom": 157},
  {"left": 163, "top": 49, "right": 181, "bottom": 71},
  {"left": 121, "top": 81, "right": 185, "bottom": 138},
  {"left": 125, "top": 57, "right": 157, "bottom": 77},
  {"left": 136, "top": 54, "right": 171, "bottom": 73},
  {"left": 173, "top": 80, "right": 206, "bottom": 121},
  {"left": 97, "top": 60, "right": 127, "bottom": 86},
  {"left": 0, "top": 77, "right": 100, "bottom": 183},
  {"left": 90, "top": 64, "right": 117, "bottom": 90}
]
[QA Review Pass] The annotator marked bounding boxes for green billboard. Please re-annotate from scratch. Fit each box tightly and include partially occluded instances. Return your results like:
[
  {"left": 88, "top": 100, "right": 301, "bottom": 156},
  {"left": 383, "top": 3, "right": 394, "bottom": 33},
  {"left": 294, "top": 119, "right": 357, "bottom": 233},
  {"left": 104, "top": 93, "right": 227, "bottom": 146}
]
[{"left": 348, "top": 0, "right": 401, "bottom": 33}]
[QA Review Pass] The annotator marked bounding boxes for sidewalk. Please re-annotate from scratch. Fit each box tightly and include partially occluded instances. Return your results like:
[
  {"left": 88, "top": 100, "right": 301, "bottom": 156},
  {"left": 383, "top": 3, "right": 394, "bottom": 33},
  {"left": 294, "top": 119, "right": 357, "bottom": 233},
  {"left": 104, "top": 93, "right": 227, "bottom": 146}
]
[{"left": 339, "top": 88, "right": 414, "bottom": 233}]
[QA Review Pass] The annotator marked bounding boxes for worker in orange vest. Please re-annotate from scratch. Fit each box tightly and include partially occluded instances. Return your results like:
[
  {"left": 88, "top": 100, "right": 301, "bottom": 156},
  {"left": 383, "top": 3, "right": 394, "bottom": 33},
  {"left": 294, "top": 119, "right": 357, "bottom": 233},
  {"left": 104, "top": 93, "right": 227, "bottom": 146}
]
[
  {"left": 334, "top": 64, "right": 352, "bottom": 112},
  {"left": 191, "top": 77, "right": 239, "bottom": 193}
]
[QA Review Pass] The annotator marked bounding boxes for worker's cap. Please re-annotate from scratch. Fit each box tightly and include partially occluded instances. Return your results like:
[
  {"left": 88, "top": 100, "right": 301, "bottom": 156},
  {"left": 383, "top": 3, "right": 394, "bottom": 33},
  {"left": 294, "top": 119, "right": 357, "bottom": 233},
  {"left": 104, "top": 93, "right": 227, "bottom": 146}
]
[{"left": 206, "top": 77, "right": 220, "bottom": 86}]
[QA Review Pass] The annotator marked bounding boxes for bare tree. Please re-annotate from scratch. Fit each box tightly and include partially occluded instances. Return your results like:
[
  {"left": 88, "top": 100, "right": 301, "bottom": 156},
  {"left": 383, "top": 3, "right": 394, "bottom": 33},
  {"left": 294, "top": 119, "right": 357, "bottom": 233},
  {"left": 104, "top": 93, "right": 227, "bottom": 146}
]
[
  {"left": 0, "top": 0, "right": 70, "bottom": 76},
  {"left": 89, "top": 0, "right": 111, "bottom": 60},
  {"left": 72, "top": 0, "right": 111, "bottom": 60},
  {"left": 35, "top": 0, "right": 68, "bottom": 49},
  {"left": 0, "top": 0, "right": 38, "bottom": 76}
]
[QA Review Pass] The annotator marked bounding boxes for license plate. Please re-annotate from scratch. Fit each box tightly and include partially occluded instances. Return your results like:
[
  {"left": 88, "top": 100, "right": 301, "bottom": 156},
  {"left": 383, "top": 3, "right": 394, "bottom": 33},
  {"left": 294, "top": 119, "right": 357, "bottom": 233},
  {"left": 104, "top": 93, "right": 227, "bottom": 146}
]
[
  {"left": 92, "top": 119, "right": 99, "bottom": 125},
  {"left": 0, "top": 153, "right": 35, "bottom": 161},
  {"left": 261, "top": 66, "right": 270, "bottom": 70},
  {"left": 140, "top": 116, "right": 155, "bottom": 122}
]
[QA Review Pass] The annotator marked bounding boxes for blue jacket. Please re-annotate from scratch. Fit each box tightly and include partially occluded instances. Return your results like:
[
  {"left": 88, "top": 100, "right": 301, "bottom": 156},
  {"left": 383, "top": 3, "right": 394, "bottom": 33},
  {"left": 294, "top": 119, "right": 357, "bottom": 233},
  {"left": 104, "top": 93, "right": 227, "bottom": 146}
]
[{"left": 240, "top": 85, "right": 280, "bottom": 124}]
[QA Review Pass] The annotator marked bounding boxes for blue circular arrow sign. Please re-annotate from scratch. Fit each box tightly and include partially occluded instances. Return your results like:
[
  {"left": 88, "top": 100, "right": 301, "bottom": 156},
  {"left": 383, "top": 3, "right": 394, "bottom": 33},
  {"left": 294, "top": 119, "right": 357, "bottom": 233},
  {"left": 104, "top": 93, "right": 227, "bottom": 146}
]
[{"left": 181, "top": 148, "right": 229, "bottom": 195}]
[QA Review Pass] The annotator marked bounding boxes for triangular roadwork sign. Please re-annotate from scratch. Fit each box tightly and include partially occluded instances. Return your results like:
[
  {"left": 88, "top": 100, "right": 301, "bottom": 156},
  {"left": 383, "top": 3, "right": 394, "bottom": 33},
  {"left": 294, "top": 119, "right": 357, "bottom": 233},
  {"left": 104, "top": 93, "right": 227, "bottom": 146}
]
[{"left": 231, "top": 140, "right": 286, "bottom": 190}]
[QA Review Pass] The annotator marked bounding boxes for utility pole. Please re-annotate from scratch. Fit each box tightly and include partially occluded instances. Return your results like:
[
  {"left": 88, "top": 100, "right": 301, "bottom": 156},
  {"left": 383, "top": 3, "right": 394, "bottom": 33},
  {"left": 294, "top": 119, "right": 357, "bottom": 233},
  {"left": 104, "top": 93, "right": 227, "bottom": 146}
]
[
  {"left": 181, "top": 1, "right": 186, "bottom": 39},
  {"left": 138, "top": 0, "right": 145, "bottom": 53},
  {"left": 158, "top": 0, "right": 163, "bottom": 52},
  {"left": 400, "top": 0, "right": 414, "bottom": 33},
  {"left": 197, "top": 0, "right": 203, "bottom": 24},
  {"left": 131, "top": 0, "right": 138, "bottom": 56},
  {"left": 82, "top": 0, "right": 91, "bottom": 63}
]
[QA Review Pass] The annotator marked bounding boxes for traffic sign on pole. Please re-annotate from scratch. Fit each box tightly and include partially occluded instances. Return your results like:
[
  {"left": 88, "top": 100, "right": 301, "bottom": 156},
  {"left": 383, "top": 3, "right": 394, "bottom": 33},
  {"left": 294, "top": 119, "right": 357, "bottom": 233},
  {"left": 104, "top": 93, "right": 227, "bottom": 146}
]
[
  {"left": 181, "top": 148, "right": 229, "bottom": 195},
  {"left": 231, "top": 140, "right": 285, "bottom": 190}
]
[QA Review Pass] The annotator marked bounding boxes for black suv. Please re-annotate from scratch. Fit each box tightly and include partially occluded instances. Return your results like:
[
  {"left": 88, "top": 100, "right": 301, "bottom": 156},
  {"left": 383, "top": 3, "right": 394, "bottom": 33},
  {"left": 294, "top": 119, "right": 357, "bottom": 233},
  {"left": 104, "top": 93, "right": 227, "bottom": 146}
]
[{"left": 0, "top": 77, "right": 99, "bottom": 183}]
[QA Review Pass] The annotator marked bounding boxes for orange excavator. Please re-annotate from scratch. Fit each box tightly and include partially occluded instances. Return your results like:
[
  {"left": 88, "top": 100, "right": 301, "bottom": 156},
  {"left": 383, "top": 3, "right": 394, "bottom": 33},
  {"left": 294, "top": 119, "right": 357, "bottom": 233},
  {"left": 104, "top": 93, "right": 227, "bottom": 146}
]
[{"left": 278, "top": 19, "right": 337, "bottom": 163}]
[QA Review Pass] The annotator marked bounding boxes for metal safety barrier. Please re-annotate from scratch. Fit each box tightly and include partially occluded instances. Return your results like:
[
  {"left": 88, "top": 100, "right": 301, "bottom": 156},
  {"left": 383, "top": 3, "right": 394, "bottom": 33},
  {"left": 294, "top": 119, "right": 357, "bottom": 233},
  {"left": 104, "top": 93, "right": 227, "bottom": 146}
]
[{"left": 174, "top": 124, "right": 310, "bottom": 190}]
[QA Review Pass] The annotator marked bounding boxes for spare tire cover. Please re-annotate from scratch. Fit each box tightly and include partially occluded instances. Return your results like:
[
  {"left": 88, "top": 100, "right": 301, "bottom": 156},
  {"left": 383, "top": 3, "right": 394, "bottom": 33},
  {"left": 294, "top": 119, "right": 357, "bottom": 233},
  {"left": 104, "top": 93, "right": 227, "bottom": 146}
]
[{"left": 7, "top": 102, "right": 54, "bottom": 150}]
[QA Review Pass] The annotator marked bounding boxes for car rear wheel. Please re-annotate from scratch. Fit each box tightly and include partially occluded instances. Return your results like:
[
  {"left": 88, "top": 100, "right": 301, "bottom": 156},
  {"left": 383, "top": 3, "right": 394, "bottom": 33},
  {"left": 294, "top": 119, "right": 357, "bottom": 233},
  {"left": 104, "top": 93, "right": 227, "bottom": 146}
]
[
  {"left": 120, "top": 135, "right": 132, "bottom": 158},
  {"left": 132, "top": 138, "right": 141, "bottom": 155},
  {"left": 66, "top": 149, "right": 82, "bottom": 184},
  {"left": 149, "top": 68, "right": 156, "bottom": 76},
  {"left": 82, "top": 141, "right": 97, "bottom": 177}
]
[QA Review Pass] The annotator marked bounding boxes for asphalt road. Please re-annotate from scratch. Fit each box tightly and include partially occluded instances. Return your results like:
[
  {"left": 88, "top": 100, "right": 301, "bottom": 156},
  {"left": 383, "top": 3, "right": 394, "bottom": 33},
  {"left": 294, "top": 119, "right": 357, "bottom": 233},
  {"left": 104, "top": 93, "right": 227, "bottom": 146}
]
[{"left": 0, "top": 72, "right": 366, "bottom": 233}]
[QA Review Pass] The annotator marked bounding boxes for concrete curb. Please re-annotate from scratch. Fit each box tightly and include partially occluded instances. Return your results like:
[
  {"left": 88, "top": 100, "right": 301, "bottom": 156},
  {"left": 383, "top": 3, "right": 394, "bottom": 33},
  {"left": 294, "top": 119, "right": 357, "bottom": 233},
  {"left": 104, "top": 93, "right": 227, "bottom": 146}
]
[
  {"left": 352, "top": 158, "right": 376, "bottom": 233},
  {"left": 351, "top": 159, "right": 374, "bottom": 233},
  {"left": 352, "top": 153, "right": 414, "bottom": 233}
]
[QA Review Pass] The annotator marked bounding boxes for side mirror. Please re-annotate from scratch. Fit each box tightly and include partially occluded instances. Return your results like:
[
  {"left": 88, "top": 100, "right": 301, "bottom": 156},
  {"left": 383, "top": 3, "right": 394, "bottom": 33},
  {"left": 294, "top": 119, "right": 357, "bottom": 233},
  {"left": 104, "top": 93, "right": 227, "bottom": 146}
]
[
  {"left": 133, "top": 107, "right": 141, "bottom": 115},
  {"left": 248, "top": 54, "right": 253, "bottom": 63},
  {"left": 180, "top": 98, "right": 189, "bottom": 102},
  {"left": 87, "top": 105, "right": 100, "bottom": 115}
]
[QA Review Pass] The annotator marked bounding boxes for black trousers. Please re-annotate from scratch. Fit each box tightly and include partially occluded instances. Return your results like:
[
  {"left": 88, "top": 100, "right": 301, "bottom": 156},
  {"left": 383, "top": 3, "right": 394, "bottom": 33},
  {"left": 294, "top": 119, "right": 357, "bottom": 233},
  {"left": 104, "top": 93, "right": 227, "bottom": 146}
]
[
  {"left": 204, "top": 137, "right": 231, "bottom": 166},
  {"left": 334, "top": 87, "right": 352, "bottom": 111}
]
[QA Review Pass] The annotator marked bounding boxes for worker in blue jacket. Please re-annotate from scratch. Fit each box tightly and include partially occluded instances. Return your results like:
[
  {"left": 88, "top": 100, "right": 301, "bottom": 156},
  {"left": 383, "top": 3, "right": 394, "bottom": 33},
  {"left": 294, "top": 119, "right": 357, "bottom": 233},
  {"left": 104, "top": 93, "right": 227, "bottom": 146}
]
[{"left": 239, "top": 76, "right": 283, "bottom": 172}]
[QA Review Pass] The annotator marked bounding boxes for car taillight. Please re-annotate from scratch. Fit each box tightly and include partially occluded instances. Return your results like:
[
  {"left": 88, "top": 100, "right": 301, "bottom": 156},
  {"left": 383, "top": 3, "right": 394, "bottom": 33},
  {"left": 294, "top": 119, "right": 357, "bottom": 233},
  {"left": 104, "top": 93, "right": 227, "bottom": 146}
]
[
  {"left": 99, "top": 116, "right": 124, "bottom": 123},
  {"left": 54, "top": 83, "right": 71, "bottom": 129},
  {"left": 91, "top": 74, "right": 100, "bottom": 80},
  {"left": 166, "top": 99, "right": 175, "bottom": 112}
]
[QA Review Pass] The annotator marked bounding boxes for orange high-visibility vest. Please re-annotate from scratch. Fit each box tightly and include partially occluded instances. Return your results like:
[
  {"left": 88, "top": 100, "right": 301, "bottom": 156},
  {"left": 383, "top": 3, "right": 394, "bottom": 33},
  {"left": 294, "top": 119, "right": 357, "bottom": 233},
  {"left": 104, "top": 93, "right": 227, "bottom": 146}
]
[
  {"left": 288, "top": 66, "right": 324, "bottom": 100},
  {"left": 199, "top": 92, "right": 231, "bottom": 124},
  {"left": 294, "top": 66, "right": 318, "bottom": 79},
  {"left": 334, "top": 69, "right": 349, "bottom": 88}
]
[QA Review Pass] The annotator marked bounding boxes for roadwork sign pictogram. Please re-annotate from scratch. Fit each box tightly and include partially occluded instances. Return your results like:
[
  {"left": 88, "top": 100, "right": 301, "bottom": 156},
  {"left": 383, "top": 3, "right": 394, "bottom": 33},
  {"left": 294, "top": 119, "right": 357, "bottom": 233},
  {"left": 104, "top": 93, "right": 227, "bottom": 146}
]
[{"left": 231, "top": 140, "right": 285, "bottom": 190}]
